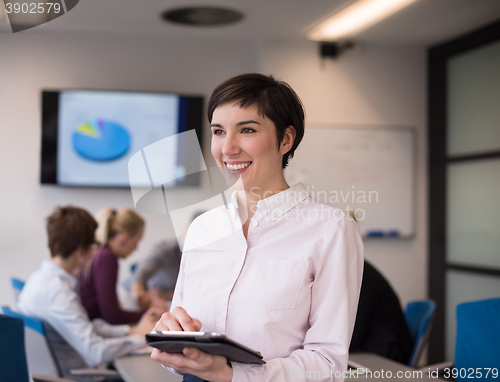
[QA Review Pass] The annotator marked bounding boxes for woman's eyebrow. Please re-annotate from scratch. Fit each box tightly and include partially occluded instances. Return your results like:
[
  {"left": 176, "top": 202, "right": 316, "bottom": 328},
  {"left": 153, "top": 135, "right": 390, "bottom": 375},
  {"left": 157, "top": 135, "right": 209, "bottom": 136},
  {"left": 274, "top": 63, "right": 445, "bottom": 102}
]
[
  {"left": 210, "top": 120, "right": 260, "bottom": 128},
  {"left": 236, "top": 120, "right": 260, "bottom": 126}
]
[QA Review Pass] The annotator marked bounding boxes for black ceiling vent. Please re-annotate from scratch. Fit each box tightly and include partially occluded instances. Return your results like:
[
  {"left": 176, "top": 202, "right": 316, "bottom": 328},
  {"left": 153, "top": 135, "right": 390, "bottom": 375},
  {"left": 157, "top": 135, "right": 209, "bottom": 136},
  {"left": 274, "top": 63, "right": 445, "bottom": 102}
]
[{"left": 161, "top": 7, "right": 244, "bottom": 26}]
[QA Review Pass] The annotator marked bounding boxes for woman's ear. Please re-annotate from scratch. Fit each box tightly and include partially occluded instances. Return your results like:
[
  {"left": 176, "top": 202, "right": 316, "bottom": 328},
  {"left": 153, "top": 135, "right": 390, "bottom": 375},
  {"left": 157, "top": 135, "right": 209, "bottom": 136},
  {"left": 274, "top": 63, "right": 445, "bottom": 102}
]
[{"left": 280, "top": 125, "right": 296, "bottom": 155}]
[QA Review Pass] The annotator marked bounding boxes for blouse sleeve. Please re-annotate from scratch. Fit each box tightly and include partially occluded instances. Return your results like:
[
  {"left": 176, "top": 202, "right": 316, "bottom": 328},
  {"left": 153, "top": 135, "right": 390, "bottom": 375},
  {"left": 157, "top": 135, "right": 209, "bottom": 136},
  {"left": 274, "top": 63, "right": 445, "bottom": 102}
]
[
  {"left": 231, "top": 216, "right": 364, "bottom": 382},
  {"left": 93, "top": 251, "right": 146, "bottom": 324}
]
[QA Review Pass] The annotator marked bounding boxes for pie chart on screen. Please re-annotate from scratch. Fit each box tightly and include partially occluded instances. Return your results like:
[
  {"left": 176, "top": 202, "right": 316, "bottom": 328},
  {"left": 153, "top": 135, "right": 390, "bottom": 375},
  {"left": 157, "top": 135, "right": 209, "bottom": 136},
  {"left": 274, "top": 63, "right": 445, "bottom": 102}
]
[{"left": 73, "top": 119, "right": 131, "bottom": 161}]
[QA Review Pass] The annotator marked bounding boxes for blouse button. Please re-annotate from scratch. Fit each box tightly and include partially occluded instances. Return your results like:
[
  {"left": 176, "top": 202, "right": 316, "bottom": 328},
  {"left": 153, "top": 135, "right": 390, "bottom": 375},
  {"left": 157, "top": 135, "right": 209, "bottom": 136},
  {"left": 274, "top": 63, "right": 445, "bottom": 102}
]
[{"left": 252, "top": 221, "right": 258, "bottom": 227}]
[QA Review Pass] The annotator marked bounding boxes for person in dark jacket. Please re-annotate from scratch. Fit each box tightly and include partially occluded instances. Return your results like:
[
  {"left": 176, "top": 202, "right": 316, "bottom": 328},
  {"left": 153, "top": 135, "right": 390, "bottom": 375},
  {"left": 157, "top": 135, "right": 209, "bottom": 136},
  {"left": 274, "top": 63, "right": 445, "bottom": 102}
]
[{"left": 350, "top": 260, "right": 414, "bottom": 364}]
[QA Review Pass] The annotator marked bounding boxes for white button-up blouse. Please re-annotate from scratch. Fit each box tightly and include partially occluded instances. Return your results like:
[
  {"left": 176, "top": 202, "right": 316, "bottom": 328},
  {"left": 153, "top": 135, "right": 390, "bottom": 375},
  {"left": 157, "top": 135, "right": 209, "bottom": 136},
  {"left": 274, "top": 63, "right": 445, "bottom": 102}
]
[{"left": 171, "top": 183, "right": 364, "bottom": 381}]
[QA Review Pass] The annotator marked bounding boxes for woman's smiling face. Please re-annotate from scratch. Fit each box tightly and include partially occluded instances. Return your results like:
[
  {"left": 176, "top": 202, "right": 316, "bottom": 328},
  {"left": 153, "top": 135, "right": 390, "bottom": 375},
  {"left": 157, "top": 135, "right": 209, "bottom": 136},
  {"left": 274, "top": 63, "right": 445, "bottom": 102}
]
[{"left": 210, "top": 102, "right": 294, "bottom": 197}]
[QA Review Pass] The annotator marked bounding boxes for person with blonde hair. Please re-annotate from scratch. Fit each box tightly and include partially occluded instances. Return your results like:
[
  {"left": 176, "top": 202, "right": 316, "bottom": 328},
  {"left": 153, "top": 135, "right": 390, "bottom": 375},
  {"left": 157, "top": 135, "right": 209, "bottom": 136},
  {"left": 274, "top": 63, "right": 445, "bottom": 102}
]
[{"left": 79, "top": 207, "right": 161, "bottom": 325}]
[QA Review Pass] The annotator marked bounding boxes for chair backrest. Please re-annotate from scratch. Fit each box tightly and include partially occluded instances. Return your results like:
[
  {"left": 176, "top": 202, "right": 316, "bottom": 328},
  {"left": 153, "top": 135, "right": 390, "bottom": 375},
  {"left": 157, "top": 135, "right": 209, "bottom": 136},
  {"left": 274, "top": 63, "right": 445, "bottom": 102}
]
[
  {"left": 1, "top": 306, "right": 61, "bottom": 378},
  {"left": 2, "top": 307, "right": 117, "bottom": 382},
  {"left": 42, "top": 321, "right": 91, "bottom": 379},
  {"left": 404, "top": 299, "right": 436, "bottom": 368},
  {"left": 455, "top": 298, "right": 500, "bottom": 381},
  {"left": 0, "top": 314, "right": 30, "bottom": 382},
  {"left": 11, "top": 277, "right": 26, "bottom": 305}
]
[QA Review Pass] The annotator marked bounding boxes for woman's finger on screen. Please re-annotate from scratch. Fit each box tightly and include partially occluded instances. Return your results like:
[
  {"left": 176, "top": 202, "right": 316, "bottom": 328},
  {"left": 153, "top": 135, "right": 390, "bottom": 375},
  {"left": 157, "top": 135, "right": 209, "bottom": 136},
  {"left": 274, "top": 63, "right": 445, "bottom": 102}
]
[
  {"left": 154, "top": 312, "right": 183, "bottom": 331},
  {"left": 171, "top": 306, "right": 200, "bottom": 331},
  {"left": 153, "top": 306, "right": 200, "bottom": 331}
]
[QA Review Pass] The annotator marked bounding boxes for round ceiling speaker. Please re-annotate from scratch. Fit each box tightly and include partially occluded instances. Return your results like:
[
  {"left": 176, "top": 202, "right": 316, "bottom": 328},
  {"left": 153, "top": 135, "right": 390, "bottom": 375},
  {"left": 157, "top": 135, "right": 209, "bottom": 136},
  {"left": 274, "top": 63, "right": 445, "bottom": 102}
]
[{"left": 161, "top": 6, "right": 244, "bottom": 26}]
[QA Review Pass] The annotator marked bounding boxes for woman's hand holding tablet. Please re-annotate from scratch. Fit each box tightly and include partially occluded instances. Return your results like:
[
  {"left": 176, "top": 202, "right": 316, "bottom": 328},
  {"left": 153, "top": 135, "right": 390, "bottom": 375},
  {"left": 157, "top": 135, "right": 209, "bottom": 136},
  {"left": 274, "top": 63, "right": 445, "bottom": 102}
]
[
  {"left": 146, "top": 331, "right": 265, "bottom": 364},
  {"left": 150, "top": 307, "right": 234, "bottom": 382}
]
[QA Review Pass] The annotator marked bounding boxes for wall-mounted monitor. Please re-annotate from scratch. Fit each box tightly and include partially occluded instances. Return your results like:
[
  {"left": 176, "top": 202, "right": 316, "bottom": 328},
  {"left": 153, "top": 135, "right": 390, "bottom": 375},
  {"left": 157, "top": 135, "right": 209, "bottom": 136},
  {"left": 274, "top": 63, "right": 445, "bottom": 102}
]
[{"left": 41, "top": 89, "right": 204, "bottom": 188}]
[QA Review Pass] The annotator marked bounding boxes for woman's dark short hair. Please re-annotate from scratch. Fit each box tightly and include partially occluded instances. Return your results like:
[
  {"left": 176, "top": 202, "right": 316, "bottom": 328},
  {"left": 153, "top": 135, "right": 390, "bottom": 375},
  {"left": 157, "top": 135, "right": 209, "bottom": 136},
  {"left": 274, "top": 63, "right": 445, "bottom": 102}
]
[
  {"left": 46, "top": 206, "right": 98, "bottom": 259},
  {"left": 207, "top": 73, "right": 305, "bottom": 169}
]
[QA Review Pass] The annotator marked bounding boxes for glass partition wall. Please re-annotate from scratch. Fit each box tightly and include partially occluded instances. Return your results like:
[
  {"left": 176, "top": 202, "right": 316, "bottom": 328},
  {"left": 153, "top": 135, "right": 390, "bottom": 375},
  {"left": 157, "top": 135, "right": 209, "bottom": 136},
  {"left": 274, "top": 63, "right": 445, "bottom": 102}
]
[{"left": 428, "top": 20, "right": 500, "bottom": 362}]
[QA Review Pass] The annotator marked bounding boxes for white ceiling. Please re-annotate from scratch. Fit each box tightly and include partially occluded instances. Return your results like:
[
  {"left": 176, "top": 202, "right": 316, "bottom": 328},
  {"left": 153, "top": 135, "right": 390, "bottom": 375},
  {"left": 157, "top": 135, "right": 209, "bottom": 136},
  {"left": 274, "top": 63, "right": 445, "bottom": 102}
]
[
  {"left": 1, "top": 0, "right": 500, "bottom": 45},
  {"left": 355, "top": 0, "right": 500, "bottom": 45}
]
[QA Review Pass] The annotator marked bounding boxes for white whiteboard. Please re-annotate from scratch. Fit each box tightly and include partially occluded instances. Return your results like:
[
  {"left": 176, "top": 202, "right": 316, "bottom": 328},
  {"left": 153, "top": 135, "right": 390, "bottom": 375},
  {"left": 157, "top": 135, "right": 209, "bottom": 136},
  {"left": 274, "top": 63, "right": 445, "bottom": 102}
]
[{"left": 284, "top": 125, "right": 415, "bottom": 238}]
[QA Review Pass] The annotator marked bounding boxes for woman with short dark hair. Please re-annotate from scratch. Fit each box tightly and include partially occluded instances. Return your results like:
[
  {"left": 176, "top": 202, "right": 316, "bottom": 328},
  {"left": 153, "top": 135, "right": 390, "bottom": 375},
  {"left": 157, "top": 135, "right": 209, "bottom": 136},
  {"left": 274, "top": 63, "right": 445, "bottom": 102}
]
[
  {"left": 152, "top": 74, "right": 364, "bottom": 382},
  {"left": 207, "top": 73, "right": 305, "bottom": 169}
]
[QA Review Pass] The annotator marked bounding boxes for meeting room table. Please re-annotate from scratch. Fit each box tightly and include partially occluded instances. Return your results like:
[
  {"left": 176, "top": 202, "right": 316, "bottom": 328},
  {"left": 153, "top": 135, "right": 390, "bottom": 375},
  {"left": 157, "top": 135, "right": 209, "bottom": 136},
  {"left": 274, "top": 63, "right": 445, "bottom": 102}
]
[
  {"left": 349, "top": 353, "right": 443, "bottom": 381},
  {"left": 114, "top": 352, "right": 441, "bottom": 382},
  {"left": 114, "top": 353, "right": 182, "bottom": 382}
]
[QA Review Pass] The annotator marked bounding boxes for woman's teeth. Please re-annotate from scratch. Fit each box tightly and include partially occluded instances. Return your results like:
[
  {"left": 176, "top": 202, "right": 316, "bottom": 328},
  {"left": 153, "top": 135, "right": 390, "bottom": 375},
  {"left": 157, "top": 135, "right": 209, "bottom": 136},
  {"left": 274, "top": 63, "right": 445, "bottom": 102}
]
[{"left": 226, "top": 162, "right": 251, "bottom": 170}]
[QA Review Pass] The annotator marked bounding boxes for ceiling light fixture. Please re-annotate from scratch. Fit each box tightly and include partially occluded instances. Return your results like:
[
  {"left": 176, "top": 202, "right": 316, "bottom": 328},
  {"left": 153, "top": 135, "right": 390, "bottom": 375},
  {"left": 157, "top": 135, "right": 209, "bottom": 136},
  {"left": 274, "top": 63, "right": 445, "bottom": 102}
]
[
  {"left": 161, "top": 6, "right": 244, "bottom": 26},
  {"left": 307, "top": 0, "right": 419, "bottom": 41}
]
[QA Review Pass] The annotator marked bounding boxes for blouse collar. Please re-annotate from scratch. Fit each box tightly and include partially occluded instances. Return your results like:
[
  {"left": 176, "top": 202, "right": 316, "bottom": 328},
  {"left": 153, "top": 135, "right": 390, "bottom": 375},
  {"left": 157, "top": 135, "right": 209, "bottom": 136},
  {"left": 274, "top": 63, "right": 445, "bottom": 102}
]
[{"left": 230, "top": 183, "right": 309, "bottom": 222}]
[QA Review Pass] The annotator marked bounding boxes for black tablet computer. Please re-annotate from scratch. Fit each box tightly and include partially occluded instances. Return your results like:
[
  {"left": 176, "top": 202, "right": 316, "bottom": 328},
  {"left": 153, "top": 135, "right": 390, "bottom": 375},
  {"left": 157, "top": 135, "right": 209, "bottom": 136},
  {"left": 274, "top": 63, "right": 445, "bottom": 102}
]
[{"left": 145, "top": 331, "right": 265, "bottom": 364}]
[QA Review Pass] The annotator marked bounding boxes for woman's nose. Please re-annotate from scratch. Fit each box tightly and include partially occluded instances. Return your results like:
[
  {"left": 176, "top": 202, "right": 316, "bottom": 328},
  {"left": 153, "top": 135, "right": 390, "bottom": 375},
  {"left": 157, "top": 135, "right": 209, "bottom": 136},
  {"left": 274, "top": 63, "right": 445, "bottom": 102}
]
[{"left": 222, "top": 133, "right": 240, "bottom": 157}]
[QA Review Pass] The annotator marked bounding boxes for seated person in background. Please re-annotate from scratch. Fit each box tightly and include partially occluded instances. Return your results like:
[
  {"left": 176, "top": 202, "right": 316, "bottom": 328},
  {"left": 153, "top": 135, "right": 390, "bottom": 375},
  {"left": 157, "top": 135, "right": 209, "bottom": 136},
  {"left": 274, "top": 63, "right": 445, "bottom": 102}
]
[
  {"left": 131, "top": 239, "right": 181, "bottom": 310},
  {"left": 18, "top": 206, "right": 159, "bottom": 369},
  {"left": 131, "top": 211, "right": 206, "bottom": 310},
  {"left": 349, "top": 260, "right": 414, "bottom": 364},
  {"left": 79, "top": 207, "right": 161, "bottom": 324}
]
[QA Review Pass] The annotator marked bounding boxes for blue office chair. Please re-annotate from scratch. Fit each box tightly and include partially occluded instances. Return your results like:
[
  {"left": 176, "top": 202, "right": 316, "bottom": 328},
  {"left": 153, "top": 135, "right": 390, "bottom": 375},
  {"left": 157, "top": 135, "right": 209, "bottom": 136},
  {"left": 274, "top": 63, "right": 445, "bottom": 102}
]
[
  {"left": 0, "top": 313, "right": 31, "bottom": 382},
  {"left": 1, "top": 306, "right": 121, "bottom": 382},
  {"left": 0, "top": 313, "right": 74, "bottom": 382},
  {"left": 454, "top": 298, "right": 500, "bottom": 381},
  {"left": 404, "top": 299, "right": 436, "bottom": 368},
  {"left": 11, "top": 276, "right": 26, "bottom": 305},
  {"left": 2, "top": 305, "right": 61, "bottom": 377}
]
